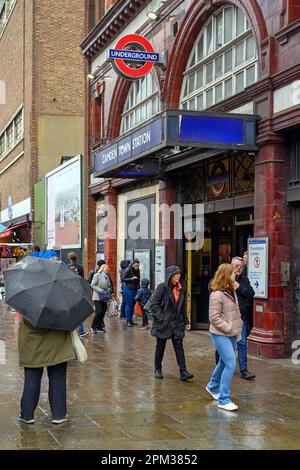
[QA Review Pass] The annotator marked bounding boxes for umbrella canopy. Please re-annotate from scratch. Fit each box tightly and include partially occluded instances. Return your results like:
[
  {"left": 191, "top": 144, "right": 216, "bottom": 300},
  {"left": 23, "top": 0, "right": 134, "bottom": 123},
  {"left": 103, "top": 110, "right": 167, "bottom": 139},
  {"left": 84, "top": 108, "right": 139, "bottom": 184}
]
[{"left": 4, "top": 256, "right": 94, "bottom": 331}]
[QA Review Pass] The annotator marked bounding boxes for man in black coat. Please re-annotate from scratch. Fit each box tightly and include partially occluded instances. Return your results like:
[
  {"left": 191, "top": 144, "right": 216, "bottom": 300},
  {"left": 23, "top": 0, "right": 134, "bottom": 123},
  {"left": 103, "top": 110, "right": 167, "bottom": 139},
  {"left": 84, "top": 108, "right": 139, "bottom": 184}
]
[
  {"left": 231, "top": 256, "right": 255, "bottom": 380},
  {"left": 150, "top": 265, "right": 193, "bottom": 381}
]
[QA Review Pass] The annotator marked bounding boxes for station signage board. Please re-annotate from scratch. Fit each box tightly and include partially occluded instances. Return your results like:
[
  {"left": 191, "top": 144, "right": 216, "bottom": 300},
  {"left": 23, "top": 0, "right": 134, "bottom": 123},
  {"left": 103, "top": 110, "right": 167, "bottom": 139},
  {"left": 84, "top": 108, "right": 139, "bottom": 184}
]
[{"left": 94, "top": 118, "right": 162, "bottom": 174}]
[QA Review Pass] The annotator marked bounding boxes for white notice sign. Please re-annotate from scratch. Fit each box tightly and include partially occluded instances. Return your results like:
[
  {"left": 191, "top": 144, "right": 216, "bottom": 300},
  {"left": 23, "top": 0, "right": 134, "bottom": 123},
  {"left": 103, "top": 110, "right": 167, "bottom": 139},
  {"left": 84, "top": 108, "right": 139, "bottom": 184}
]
[
  {"left": 248, "top": 237, "right": 269, "bottom": 299},
  {"left": 155, "top": 244, "right": 165, "bottom": 287}
]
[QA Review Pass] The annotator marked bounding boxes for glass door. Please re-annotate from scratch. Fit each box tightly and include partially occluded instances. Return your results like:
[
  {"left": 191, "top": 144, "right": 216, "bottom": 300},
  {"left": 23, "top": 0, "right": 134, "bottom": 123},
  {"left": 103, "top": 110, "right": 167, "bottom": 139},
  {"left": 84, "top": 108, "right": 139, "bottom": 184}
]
[{"left": 188, "top": 210, "right": 253, "bottom": 330}]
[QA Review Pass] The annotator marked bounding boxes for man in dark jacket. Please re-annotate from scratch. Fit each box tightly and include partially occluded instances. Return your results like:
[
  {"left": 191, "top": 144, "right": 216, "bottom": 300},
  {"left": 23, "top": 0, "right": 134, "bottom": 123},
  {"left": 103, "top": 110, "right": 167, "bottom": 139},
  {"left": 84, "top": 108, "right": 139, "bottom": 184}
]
[
  {"left": 150, "top": 265, "right": 193, "bottom": 381},
  {"left": 67, "top": 252, "right": 84, "bottom": 277},
  {"left": 122, "top": 259, "right": 140, "bottom": 327},
  {"left": 119, "top": 260, "right": 131, "bottom": 321},
  {"left": 231, "top": 256, "right": 255, "bottom": 380}
]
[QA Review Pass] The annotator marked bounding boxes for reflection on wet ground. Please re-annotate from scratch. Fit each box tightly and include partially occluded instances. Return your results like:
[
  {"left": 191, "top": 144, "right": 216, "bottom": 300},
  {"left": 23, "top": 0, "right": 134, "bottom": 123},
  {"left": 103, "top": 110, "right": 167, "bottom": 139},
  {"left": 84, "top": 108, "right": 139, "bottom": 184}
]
[{"left": 1, "top": 302, "right": 300, "bottom": 450}]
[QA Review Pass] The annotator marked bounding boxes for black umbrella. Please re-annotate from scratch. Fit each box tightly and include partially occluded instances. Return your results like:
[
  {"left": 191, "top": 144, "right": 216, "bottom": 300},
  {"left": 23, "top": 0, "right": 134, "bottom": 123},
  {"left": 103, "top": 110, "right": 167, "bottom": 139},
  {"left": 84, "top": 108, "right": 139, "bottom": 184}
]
[{"left": 4, "top": 256, "right": 94, "bottom": 331}]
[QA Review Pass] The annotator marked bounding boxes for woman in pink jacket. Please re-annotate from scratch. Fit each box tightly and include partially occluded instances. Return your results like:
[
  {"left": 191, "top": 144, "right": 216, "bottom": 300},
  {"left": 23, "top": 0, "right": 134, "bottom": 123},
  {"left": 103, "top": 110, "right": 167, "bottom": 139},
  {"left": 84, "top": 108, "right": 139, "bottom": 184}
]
[{"left": 206, "top": 263, "right": 243, "bottom": 411}]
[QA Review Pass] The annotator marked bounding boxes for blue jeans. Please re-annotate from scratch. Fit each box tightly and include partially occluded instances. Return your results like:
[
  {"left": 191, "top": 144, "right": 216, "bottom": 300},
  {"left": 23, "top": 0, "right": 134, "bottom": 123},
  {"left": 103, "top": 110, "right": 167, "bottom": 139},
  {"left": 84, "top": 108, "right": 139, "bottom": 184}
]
[
  {"left": 77, "top": 323, "right": 85, "bottom": 335},
  {"left": 237, "top": 324, "right": 247, "bottom": 372},
  {"left": 207, "top": 334, "right": 237, "bottom": 405},
  {"left": 123, "top": 286, "right": 137, "bottom": 322}
]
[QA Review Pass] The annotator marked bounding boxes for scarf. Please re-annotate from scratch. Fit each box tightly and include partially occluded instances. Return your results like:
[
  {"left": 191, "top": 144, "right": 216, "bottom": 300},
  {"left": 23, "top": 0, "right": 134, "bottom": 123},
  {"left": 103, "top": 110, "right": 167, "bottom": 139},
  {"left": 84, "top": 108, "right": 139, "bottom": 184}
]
[{"left": 173, "top": 282, "right": 182, "bottom": 304}]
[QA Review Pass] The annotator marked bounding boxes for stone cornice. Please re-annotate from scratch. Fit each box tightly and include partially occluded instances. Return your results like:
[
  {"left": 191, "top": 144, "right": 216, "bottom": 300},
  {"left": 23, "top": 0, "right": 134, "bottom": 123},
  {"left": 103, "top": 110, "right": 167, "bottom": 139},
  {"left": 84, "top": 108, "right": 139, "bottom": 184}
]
[
  {"left": 274, "top": 18, "right": 300, "bottom": 46},
  {"left": 271, "top": 63, "right": 300, "bottom": 90},
  {"left": 89, "top": 178, "right": 133, "bottom": 195},
  {"left": 81, "top": 0, "right": 152, "bottom": 58}
]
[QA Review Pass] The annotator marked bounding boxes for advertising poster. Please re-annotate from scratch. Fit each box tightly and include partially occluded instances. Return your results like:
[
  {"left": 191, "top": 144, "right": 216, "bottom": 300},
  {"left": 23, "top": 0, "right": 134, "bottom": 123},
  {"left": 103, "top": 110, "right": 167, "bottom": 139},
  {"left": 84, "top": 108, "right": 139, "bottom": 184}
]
[{"left": 46, "top": 156, "right": 81, "bottom": 249}]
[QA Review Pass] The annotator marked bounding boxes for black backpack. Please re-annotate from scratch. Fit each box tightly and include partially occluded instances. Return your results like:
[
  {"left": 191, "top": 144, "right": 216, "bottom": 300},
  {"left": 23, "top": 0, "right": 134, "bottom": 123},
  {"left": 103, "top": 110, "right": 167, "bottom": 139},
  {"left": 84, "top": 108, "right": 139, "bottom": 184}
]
[{"left": 87, "top": 269, "right": 95, "bottom": 284}]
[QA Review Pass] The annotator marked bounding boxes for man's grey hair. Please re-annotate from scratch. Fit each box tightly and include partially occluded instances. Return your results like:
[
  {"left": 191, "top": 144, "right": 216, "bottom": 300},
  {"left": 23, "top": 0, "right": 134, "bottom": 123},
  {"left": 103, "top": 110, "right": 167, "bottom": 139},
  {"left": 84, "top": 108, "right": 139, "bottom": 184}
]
[{"left": 231, "top": 256, "right": 244, "bottom": 264}]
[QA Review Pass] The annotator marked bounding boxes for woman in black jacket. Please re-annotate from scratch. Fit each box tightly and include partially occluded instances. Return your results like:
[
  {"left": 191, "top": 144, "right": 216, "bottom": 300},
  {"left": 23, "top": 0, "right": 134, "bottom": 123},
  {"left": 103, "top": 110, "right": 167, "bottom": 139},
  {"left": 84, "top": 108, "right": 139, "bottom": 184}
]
[{"left": 150, "top": 265, "right": 193, "bottom": 381}]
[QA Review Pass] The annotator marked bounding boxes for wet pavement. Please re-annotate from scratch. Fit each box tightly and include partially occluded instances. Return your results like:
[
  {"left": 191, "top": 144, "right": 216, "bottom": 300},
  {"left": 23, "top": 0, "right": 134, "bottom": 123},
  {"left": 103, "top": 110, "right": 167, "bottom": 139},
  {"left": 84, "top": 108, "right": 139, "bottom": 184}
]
[{"left": 1, "top": 301, "right": 300, "bottom": 450}]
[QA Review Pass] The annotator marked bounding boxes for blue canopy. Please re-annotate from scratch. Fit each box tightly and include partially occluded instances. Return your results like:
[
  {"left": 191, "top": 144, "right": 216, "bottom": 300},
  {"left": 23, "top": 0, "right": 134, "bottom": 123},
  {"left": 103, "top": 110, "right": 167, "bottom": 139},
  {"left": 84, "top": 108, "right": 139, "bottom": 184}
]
[{"left": 30, "top": 250, "right": 59, "bottom": 259}]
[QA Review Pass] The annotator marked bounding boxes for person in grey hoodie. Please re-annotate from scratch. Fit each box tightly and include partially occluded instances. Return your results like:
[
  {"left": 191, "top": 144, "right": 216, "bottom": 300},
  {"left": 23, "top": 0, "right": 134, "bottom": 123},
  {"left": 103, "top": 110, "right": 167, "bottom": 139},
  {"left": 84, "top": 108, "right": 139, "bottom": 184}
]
[{"left": 91, "top": 263, "right": 113, "bottom": 333}]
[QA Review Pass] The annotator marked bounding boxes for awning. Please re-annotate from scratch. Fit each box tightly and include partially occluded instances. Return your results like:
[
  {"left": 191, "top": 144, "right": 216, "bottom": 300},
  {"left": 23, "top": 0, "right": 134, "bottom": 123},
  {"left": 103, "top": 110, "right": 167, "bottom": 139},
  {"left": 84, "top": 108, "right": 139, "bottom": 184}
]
[
  {"left": 0, "top": 221, "right": 31, "bottom": 240},
  {"left": 92, "top": 110, "right": 258, "bottom": 178},
  {"left": 0, "top": 229, "right": 12, "bottom": 239}
]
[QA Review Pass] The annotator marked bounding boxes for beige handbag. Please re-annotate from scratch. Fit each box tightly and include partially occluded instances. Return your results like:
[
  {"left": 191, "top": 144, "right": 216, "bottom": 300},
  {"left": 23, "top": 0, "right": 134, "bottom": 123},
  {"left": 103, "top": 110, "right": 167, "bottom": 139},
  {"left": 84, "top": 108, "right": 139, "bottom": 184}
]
[{"left": 71, "top": 330, "right": 88, "bottom": 364}]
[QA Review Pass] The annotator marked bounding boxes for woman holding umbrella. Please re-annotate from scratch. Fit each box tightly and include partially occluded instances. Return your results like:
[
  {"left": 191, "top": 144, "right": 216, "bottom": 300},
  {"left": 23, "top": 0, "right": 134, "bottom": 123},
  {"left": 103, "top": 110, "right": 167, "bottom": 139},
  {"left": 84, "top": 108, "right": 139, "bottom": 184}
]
[
  {"left": 4, "top": 256, "right": 94, "bottom": 425},
  {"left": 18, "top": 322, "right": 75, "bottom": 424}
]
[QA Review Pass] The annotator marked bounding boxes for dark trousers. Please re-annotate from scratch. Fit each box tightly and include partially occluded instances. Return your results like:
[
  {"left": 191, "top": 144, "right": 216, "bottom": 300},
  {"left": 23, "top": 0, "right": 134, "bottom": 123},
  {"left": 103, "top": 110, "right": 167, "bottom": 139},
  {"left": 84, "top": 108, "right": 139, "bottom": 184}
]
[
  {"left": 123, "top": 286, "right": 137, "bottom": 322},
  {"left": 141, "top": 307, "right": 148, "bottom": 326},
  {"left": 92, "top": 300, "right": 107, "bottom": 330},
  {"left": 155, "top": 335, "right": 186, "bottom": 372},
  {"left": 20, "top": 362, "right": 67, "bottom": 420},
  {"left": 120, "top": 294, "right": 126, "bottom": 319}
]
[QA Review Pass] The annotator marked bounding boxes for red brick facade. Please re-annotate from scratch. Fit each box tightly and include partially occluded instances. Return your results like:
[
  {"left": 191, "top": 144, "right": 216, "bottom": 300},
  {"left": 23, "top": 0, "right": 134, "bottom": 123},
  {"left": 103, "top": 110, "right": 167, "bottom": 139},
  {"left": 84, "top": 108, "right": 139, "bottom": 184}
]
[{"left": 82, "top": 0, "right": 300, "bottom": 357}]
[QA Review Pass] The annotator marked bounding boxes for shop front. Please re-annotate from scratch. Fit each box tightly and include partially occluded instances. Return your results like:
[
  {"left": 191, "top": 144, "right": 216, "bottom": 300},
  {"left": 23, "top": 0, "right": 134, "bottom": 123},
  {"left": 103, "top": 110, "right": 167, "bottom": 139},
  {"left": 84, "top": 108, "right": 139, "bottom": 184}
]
[
  {"left": 287, "top": 135, "right": 300, "bottom": 343},
  {"left": 92, "top": 110, "right": 257, "bottom": 325},
  {"left": 164, "top": 146, "right": 255, "bottom": 328},
  {"left": 0, "top": 220, "right": 33, "bottom": 297}
]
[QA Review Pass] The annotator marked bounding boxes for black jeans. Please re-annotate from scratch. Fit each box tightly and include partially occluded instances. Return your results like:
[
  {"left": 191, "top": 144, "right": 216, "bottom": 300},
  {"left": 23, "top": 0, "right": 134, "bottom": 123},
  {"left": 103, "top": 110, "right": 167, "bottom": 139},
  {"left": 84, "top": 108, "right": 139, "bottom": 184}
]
[
  {"left": 92, "top": 300, "right": 107, "bottom": 330},
  {"left": 20, "top": 362, "right": 67, "bottom": 420},
  {"left": 141, "top": 307, "right": 148, "bottom": 326},
  {"left": 155, "top": 335, "right": 186, "bottom": 372}
]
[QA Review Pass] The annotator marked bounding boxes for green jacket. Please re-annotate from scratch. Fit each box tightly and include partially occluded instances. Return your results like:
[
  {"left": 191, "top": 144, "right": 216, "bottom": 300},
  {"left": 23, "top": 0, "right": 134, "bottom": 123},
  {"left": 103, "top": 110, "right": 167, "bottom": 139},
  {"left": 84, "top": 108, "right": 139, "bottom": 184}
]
[{"left": 18, "top": 320, "right": 76, "bottom": 368}]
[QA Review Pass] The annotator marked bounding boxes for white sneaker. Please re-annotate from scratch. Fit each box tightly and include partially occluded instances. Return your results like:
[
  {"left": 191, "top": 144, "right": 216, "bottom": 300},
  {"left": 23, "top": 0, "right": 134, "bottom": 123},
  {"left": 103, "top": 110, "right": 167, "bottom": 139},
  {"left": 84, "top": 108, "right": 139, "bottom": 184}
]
[
  {"left": 218, "top": 402, "right": 238, "bottom": 411},
  {"left": 52, "top": 416, "right": 69, "bottom": 424},
  {"left": 205, "top": 386, "right": 220, "bottom": 400},
  {"left": 19, "top": 416, "right": 35, "bottom": 424}
]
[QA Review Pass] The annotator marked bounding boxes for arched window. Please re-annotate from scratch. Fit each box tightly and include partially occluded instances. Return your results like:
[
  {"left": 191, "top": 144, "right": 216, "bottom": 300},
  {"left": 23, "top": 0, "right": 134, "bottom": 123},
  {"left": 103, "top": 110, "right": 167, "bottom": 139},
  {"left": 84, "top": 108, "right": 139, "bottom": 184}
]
[
  {"left": 180, "top": 5, "right": 258, "bottom": 110},
  {"left": 120, "top": 73, "right": 161, "bottom": 134}
]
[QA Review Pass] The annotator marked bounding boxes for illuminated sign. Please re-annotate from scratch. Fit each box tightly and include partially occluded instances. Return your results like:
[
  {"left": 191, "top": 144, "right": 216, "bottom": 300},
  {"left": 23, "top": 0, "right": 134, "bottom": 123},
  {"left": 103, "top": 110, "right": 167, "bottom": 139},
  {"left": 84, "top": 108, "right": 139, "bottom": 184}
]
[
  {"left": 108, "top": 34, "right": 160, "bottom": 80},
  {"left": 94, "top": 119, "right": 162, "bottom": 174}
]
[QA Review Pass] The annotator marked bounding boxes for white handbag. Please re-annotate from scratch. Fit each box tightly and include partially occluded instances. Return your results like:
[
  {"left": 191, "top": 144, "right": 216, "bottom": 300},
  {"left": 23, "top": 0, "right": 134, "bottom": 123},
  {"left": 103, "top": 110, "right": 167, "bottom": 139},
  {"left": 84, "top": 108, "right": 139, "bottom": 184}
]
[{"left": 71, "top": 330, "right": 88, "bottom": 364}]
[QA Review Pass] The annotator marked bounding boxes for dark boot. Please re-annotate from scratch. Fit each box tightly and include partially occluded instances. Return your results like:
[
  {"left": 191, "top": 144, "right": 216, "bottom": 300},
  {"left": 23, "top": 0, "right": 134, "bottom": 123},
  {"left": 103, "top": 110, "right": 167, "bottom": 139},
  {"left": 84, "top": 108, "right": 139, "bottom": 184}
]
[
  {"left": 240, "top": 369, "right": 256, "bottom": 380},
  {"left": 154, "top": 369, "right": 163, "bottom": 379},
  {"left": 180, "top": 370, "right": 194, "bottom": 381}
]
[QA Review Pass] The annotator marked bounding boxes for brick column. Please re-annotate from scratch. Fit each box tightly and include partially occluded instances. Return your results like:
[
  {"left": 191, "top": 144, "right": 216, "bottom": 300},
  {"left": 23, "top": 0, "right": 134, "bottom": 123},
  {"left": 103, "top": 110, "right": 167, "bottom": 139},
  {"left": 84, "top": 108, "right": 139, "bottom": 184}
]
[
  {"left": 103, "top": 186, "right": 118, "bottom": 290},
  {"left": 84, "top": 192, "right": 97, "bottom": 275},
  {"left": 248, "top": 136, "right": 292, "bottom": 358},
  {"left": 83, "top": 55, "right": 97, "bottom": 277},
  {"left": 159, "top": 179, "right": 177, "bottom": 266}
]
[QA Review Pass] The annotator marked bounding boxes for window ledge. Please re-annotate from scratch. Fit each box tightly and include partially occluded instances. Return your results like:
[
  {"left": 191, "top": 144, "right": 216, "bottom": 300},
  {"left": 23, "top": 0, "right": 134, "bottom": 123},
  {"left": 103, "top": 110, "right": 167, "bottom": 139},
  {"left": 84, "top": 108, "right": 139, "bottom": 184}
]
[{"left": 0, "top": 136, "right": 24, "bottom": 163}]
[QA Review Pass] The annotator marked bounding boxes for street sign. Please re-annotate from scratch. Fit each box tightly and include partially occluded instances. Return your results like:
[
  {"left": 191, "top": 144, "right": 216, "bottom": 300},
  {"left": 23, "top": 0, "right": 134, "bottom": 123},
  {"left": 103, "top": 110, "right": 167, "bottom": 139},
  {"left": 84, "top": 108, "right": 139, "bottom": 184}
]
[
  {"left": 248, "top": 237, "right": 269, "bottom": 299},
  {"left": 108, "top": 34, "right": 160, "bottom": 80}
]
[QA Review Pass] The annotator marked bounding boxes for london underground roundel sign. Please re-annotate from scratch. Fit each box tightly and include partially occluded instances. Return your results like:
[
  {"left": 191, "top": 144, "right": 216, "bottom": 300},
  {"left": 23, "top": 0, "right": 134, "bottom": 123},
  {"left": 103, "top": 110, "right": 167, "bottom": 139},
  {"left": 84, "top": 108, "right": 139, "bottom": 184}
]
[{"left": 108, "top": 34, "right": 160, "bottom": 80}]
